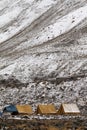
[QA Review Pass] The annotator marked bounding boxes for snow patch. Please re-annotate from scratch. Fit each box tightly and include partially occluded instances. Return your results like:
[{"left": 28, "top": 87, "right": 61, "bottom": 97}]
[
  {"left": 0, "top": 7, "right": 22, "bottom": 28},
  {"left": 0, "top": 63, "right": 17, "bottom": 76},
  {"left": 16, "top": 4, "right": 87, "bottom": 50}
]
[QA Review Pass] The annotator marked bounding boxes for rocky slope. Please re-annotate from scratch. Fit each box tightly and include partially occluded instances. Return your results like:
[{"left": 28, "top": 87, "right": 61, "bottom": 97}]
[{"left": 0, "top": 0, "right": 87, "bottom": 111}]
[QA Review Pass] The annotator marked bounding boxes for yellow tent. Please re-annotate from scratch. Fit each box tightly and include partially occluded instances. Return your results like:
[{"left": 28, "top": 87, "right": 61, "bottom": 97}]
[
  {"left": 57, "top": 103, "right": 80, "bottom": 115},
  {"left": 36, "top": 104, "right": 56, "bottom": 115},
  {"left": 16, "top": 105, "right": 33, "bottom": 115}
]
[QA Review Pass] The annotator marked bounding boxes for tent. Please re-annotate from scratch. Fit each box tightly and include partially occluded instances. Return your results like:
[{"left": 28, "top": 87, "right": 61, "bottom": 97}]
[
  {"left": 3, "top": 105, "right": 18, "bottom": 114},
  {"left": 57, "top": 103, "right": 80, "bottom": 115},
  {"left": 16, "top": 105, "right": 33, "bottom": 115},
  {"left": 36, "top": 104, "right": 56, "bottom": 115}
]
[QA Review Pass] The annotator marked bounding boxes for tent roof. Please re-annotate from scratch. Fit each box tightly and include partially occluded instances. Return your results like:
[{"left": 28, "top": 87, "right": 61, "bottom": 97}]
[
  {"left": 37, "top": 104, "right": 56, "bottom": 114},
  {"left": 58, "top": 103, "right": 80, "bottom": 114},
  {"left": 3, "top": 105, "right": 18, "bottom": 113},
  {"left": 16, "top": 105, "right": 33, "bottom": 114},
  {"left": 62, "top": 104, "right": 80, "bottom": 113}
]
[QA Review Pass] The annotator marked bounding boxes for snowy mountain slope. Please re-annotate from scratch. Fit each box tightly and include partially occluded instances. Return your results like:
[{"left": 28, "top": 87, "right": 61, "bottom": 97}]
[
  {"left": 0, "top": 0, "right": 87, "bottom": 80},
  {"left": 0, "top": 0, "right": 87, "bottom": 108}
]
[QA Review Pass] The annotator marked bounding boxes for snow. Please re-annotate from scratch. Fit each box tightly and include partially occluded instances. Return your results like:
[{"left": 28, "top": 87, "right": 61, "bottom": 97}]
[
  {"left": 0, "top": 7, "right": 22, "bottom": 28},
  {"left": 25, "top": 0, "right": 34, "bottom": 4},
  {"left": 0, "top": 0, "right": 9, "bottom": 10},
  {"left": 16, "top": 4, "right": 87, "bottom": 50},
  {"left": 0, "top": 63, "right": 16, "bottom": 76},
  {"left": 0, "top": 0, "right": 57, "bottom": 43},
  {"left": 37, "top": 0, "right": 56, "bottom": 9}
]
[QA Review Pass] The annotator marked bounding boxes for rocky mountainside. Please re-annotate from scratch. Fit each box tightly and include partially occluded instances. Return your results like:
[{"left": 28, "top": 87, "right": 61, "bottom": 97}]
[{"left": 0, "top": 0, "right": 87, "bottom": 112}]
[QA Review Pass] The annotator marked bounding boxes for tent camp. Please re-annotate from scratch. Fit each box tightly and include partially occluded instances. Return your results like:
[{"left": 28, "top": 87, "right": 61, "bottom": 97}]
[
  {"left": 36, "top": 104, "right": 56, "bottom": 115},
  {"left": 57, "top": 103, "right": 80, "bottom": 115},
  {"left": 3, "top": 105, "right": 18, "bottom": 114},
  {"left": 16, "top": 105, "right": 33, "bottom": 115}
]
